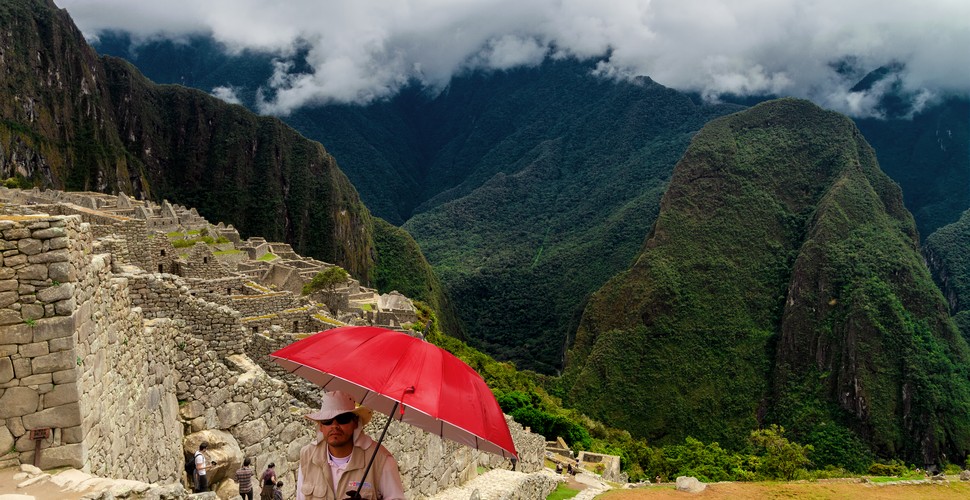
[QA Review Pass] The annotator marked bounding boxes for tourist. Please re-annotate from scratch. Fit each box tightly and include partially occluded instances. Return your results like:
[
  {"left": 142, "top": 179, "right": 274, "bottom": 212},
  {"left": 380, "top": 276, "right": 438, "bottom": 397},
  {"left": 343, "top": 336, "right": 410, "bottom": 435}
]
[
  {"left": 260, "top": 463, "right": 278, "bottom": 500},
  {"left": 274, "top": 480, "right": 284, "bottom": 500},
  {"left": 235, "top": 457, "right": 255, "bottom": 500},
  {"left": 194, "top": 442, "right": 212, "bottom": 493},
  {"left": 296, "top": 390, "right": 404, "bottom": 500}
]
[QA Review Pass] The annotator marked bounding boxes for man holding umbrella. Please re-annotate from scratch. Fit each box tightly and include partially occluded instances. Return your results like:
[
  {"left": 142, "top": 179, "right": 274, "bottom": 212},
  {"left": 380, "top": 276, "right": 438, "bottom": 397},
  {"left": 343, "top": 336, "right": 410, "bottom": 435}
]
[{"left": 297, "top": 390, "right": 405, "bottom": 500}]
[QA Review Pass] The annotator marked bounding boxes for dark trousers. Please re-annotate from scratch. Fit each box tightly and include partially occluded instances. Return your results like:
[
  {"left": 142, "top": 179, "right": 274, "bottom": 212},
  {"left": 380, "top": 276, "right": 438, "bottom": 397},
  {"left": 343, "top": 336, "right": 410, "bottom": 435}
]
[
  {"left": 240, "top": 491, "right": 254, "bottom": 500},
  {"left": 194, "top": 473, "right": 208, "bottom": 492}
]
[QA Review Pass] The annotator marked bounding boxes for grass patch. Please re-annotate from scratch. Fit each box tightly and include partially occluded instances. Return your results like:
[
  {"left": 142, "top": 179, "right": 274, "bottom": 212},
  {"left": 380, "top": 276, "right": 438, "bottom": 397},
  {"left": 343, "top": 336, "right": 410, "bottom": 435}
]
[
  {"left": 547, "top": 483, "right": 580, "bottom": 500},
  {"left": 867, "top": 473, "right": 926, "bottom": 483},
  {"left": 257, "top": 253, "right": 278, "bottom": 261},
  {"left": 213, "top": 249, "right": 243, "bottom": 256}
]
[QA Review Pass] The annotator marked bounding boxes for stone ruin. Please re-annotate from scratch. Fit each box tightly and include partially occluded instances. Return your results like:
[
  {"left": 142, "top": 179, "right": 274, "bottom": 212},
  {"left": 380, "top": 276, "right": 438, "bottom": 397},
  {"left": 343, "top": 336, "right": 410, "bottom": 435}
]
[{"left": 0, "top": 187, "right": 547, "bottom": 499}]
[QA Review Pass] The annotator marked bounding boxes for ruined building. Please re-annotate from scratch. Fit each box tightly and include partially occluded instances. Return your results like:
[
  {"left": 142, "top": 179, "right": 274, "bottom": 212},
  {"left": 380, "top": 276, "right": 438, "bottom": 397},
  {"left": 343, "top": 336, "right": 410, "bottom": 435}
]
[{"left": 0, "top": 187, "right": 545, "bottom": 499}]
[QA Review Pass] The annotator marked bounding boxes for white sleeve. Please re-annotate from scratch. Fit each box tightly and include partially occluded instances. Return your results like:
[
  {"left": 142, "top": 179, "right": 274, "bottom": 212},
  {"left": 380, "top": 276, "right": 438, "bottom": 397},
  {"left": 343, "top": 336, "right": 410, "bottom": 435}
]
[
  {"left": 296, "top": 463, "right": 305, "bottom": 500},
  {"left": 379, "top": 454, "right": 405, "bottom": 500}
]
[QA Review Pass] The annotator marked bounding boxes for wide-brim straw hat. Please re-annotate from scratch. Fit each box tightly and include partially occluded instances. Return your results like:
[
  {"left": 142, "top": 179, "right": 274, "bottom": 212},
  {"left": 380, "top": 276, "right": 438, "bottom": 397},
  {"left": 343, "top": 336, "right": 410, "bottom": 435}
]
[{"left": 305, "top": 390, "right": 373, "bottom": 427}]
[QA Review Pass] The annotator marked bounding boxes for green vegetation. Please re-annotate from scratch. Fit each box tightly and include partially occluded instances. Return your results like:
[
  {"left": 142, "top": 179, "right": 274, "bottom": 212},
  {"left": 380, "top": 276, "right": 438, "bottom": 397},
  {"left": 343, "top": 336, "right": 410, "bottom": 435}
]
[
  {"left": 546, "top": 484, "right": 580, "bottom": 500},
  {"left": 303, "top": 267, "right": 350, "bottom": 314},
  {"left": 925, "top": 208, "right": 970, "bottom": 341},
  {"left": 564, "top": 99, "right": 970, "bottom": 467},
  {"left": 256, "top": 253, "right": 278, "bottom": 262}
]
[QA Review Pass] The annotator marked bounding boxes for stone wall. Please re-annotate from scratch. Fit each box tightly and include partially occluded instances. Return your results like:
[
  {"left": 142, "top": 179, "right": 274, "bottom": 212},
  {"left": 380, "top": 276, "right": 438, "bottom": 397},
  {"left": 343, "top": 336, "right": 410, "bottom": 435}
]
[
  {"left": 126, "top": 273, "right": 247, "bottom": 357},
  {"left": 1, "top": 199, "right": 550, "bottom": 499},
  {"left": 231, "top": 292, "right": 299, "bottom": 318},
  {"left": 0, "top": 216, "right": 86, "bottom": 469}
]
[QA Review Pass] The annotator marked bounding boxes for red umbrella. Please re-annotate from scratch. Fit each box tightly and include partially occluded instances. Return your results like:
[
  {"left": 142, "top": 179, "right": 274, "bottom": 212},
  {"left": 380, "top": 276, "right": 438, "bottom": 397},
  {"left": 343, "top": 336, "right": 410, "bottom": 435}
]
[{"left": 270, "top": 326, "right": 518, "bottom": 460}]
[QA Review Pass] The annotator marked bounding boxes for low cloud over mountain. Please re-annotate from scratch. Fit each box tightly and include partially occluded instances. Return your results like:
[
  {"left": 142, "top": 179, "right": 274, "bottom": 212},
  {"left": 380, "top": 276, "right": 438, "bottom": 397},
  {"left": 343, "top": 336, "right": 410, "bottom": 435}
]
[{"left": 61, "top": 0, "right": 969, "bottom": 117}]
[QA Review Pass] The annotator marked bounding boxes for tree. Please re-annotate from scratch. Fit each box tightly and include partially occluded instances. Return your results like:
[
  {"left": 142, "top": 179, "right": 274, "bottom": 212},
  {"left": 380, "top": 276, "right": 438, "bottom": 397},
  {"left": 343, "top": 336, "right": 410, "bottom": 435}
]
[
  {"left": 749, "top": 425, "right": 813, "bottom": 480},
  {"left": 303, "top": 266, "right": 350, "bottom": 314}
]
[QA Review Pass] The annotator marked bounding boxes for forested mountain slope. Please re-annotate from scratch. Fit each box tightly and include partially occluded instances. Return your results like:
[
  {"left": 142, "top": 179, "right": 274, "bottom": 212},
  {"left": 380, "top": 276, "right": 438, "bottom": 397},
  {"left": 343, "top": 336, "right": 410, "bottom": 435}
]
[
  {"left": 89, "top": 32, "right": 970, "bottom": 375},
  {"left": 564, "top": 98, "right": 970, "bottom": 465}
]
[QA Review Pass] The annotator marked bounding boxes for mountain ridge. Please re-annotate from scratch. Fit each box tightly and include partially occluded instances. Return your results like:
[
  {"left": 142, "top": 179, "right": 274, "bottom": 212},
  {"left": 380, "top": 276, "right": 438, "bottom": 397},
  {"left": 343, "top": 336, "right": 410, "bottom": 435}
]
[{"left": 564, "top": 98, "right": 970, "bottom": 464}]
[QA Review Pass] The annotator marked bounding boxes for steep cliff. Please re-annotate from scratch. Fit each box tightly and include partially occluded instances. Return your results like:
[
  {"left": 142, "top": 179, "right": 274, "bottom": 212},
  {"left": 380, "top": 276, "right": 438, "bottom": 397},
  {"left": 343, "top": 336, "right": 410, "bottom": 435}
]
[
  {"left": 1, "top": 0, "right": 383, "bottom": 284},
  {"left": 565, "top": 98, "right": 970, "bottom": 464},
  {"left": 0, "top": 0, "right": 141, "bottom": 193},
  {"left": 925, "top": 209, "right": 970, "bottom": 341}
]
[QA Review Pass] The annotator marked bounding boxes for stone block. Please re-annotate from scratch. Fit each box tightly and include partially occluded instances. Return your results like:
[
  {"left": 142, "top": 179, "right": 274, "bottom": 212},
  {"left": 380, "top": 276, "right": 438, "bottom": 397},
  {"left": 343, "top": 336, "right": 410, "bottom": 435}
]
[
  {"left": 0, "top": 358, "right": 13, "bottom": 384},
  {"left": 31, "top": 350, "right": 75, "bottom": 374},
  {"left": 48, "top": 337, "right": 73, "bottom": 352},
  {"left": 37, "top": 283, "right": 74, "bottom": 303},
  {"left": 18, "top": 263, "right": 48, "bottom": 281},
  {"left": 180, "top": 400, "right": 206, "bottom": 420},
  {"left": 17, "top": 239, "right": 42, "bottom": 256},
  {"left": 0, "top": 387, "right": 39, "bottom": 418},
  {"left": 13, "top": 358, "right": 31, "bottom": 378},
  {"left": 22, "top": 402, "right": 81, "bottom": 428},
  {"left": 36, "top": 443, "right": 84, "bottom": 469},
  {"left": 52, "top": 369, "right": 77, "bottom": 384},
  {"left": 32, "top": 228, "right": 65, "bottom": 239},
  {"left": 7, "top": 416, "right": 25, "bottom": 437},
  {"left": 0, "top": 291, "right": 17, "bottom": 308},
  {"left": 0, "top": 324, "right": 28, "bottom": 352},
  {"left": 0, "top": 268, "right": 12, "bottom": 279},
  {"left": 0, "top": 309, "right": 24, "bottom": 326},
  {"left": 27, "top": 249, "right": 70, "bottom": 264},
  {"left": 217, "top": 402, "right": 250, "bottom": 429},
  {"left": 20, "top": 373, "right": 52, "bottom": 387},
  {"left": 3, "top": 227, "right": 30, "bottom": 239},
  {"left": 4, "top": 254, "right": 27, "bottom": 267},
  {"left": 43, "top": 383, "right": 79, "bottom": 407},
  {"left": 48, "top": 262, "right": 73, "bottom": 282},
  {"left": 54, "top": 298, "right": 75, "bottom": 316},
  {"left": 19, "top": 341, "right": 49, "bottom": 358},
  {"left": 21, "top": 304, "right": 44, "bottom": 321},
  {"left": 47, "top": 236, "right": 69, "bottom": 250},
  {"left": 0, "top": 425, "right": 12, "bottom": 453},
  {"left": 233, "top": 419, "right": 269, "bottom": 448},
  {"left": 61, "top": 425, "right": 83, "bottom": 444},
  {"left": 0, "top": 344, "right": 15, "bottom": 356},
  {"left": 31, "top": 316, "right": 73, "bottom": 342},
  {"left": 0, "top": 279, "right": 16, "bottom": 292}
]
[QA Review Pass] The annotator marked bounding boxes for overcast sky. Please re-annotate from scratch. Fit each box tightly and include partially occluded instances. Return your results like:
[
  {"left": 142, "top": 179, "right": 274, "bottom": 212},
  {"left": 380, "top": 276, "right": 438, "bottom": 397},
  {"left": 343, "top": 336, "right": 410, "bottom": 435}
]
[{"left": 59, "top": 0, "right": 969, "bottom": 117}]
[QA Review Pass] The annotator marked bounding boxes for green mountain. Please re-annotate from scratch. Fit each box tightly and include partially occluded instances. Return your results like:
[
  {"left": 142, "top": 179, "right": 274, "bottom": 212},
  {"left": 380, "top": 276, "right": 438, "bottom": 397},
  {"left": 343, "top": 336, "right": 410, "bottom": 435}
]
[
  {"left": 855, "top": 98, "right": 970, "bottom": 238},
  {"left": 925, "top": 209, "right": 970, "bottom": 340},
  {"left": 0, "top": 0, "right": 449, "bottom": 320},
  {"left": 564, "top": 98, "right": 970, "bottom": 465},
  {"left": 87, "top": 33, "right": 970, "bottom": 376},
  {"left": 88, "top": 34, "right": 745, "bottom": 371}
]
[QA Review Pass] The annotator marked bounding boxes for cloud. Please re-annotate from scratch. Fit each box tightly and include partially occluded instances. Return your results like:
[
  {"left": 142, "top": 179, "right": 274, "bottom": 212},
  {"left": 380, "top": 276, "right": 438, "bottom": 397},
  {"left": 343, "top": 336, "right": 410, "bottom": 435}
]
[
  {"left": 59, "top": 0, "right": 970, "bottom": 117},
  {"left": 211, "top": 86, "right": 242, "bottom": 105}
]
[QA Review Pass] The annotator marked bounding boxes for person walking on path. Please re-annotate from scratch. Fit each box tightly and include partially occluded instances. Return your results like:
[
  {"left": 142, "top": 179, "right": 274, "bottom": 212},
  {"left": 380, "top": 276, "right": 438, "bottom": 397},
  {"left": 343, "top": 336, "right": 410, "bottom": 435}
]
[
  {"left": 260, "top": 463, "right": 278, "bottom": 500},
  {"left": 235, "top": 457, "right": 255, "bottom": 500},
  {"left": 296, "top": 390, "right": 404, "bottom": 500},
  {"left": 274, "top": 481, "right": 284, "bottom": 500}
]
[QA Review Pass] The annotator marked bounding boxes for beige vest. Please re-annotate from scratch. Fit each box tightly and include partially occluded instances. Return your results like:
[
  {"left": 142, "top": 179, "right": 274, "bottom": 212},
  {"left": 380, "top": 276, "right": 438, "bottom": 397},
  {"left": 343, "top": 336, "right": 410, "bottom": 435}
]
[{"left": 299, "top": 439, "right": 391, "bottom": 500}]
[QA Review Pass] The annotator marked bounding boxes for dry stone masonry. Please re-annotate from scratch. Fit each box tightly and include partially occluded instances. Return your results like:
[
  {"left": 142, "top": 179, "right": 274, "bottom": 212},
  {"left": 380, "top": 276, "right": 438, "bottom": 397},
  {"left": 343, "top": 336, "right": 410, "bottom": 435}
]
[{"left": 0, "top": 187, "right": 546, "bottom": 499}]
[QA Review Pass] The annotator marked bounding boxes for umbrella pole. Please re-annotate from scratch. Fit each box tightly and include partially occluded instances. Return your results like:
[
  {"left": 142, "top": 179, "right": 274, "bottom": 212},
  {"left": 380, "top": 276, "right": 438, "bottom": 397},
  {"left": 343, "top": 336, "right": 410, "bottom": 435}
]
[{"left": 351, "top": 400, "right": 399, "bottom": 499}]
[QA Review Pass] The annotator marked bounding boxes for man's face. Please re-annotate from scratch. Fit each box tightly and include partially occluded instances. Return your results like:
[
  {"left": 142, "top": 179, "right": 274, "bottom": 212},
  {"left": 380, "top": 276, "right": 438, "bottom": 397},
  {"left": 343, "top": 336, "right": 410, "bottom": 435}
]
[{"left": 318, "top": 412, "right": 358, "bottom": 450}]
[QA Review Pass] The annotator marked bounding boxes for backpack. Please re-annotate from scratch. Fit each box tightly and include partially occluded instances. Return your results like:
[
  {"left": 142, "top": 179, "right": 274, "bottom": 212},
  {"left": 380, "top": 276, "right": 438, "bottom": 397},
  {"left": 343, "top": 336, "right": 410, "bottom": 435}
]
[{"left": 185, "top": 453, "right": 197, "bottom": 475}]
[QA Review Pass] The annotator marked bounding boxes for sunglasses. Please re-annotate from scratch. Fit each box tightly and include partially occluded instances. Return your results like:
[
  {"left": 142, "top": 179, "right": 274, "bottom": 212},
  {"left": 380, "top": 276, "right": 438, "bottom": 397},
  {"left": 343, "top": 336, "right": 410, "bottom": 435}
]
[{"left": 319, "top": 412, "right": 356, "bottom": 426}]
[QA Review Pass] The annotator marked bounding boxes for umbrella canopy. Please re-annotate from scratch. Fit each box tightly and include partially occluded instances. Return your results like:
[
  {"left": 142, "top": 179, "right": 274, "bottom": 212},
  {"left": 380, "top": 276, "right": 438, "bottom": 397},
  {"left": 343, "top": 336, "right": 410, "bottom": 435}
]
[{"left": 271, "top": 326, "right": 518, "bottom": 459}]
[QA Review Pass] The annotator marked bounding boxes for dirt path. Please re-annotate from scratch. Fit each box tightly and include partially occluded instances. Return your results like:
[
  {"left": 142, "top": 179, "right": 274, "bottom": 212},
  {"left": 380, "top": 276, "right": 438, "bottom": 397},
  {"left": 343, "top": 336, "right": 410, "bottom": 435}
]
[
  {"left": 597, "top": 478, "right": 970, "bottom": 500},
  {"left": 0, "top": 467, "right": 90, "bottom": 500}
]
